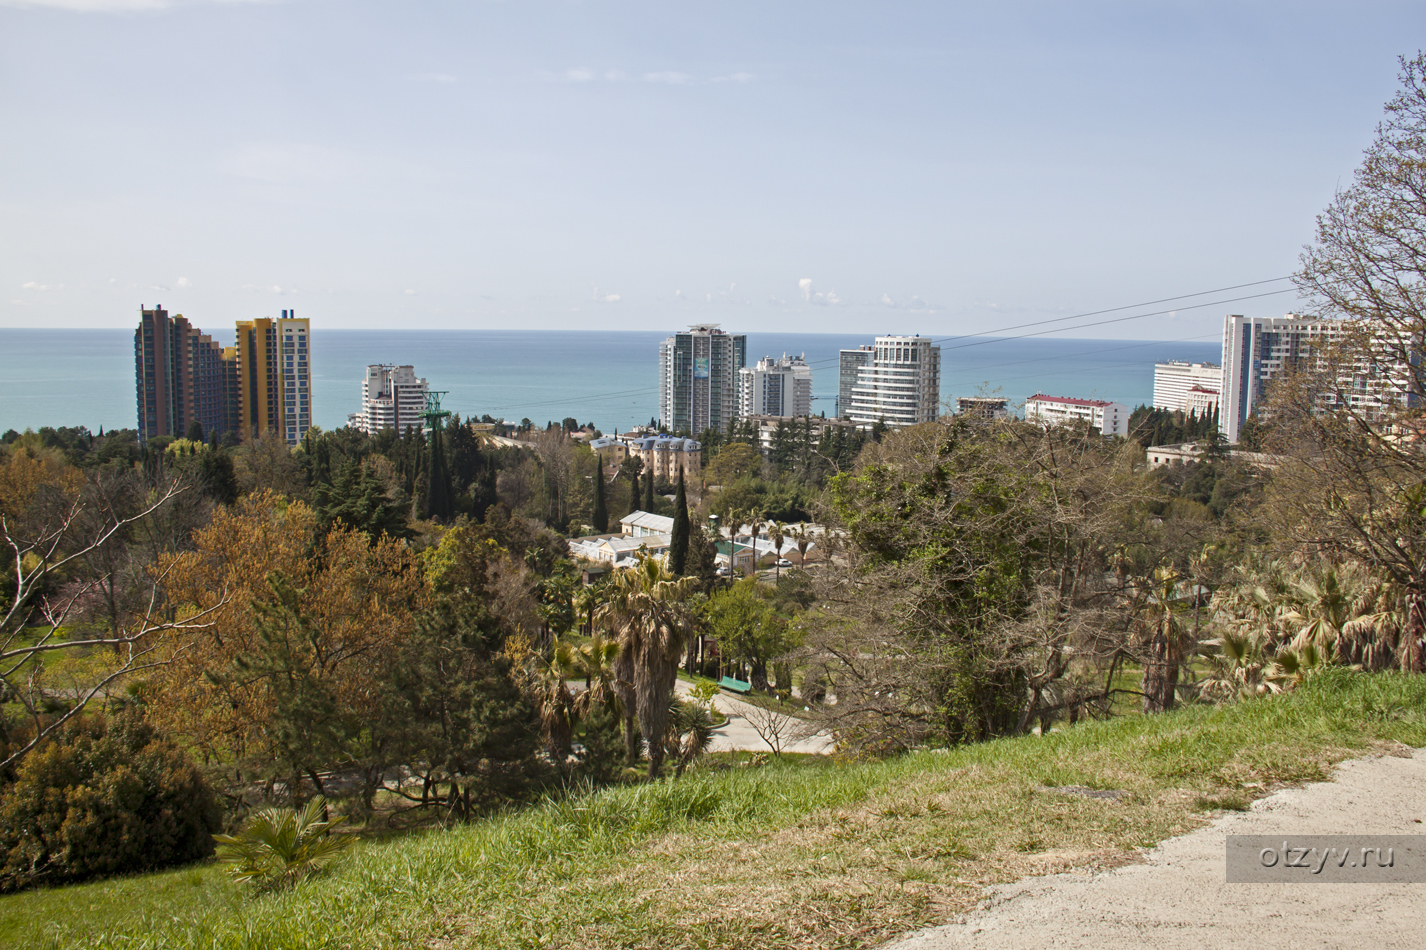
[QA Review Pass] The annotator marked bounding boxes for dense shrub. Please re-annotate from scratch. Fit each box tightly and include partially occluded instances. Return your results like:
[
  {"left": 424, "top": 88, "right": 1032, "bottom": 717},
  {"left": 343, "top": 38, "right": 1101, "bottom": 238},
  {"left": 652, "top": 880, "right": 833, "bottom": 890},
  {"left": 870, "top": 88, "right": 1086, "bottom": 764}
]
[{"left": 0, "top": 710, "right": 222, "bottom": 892}]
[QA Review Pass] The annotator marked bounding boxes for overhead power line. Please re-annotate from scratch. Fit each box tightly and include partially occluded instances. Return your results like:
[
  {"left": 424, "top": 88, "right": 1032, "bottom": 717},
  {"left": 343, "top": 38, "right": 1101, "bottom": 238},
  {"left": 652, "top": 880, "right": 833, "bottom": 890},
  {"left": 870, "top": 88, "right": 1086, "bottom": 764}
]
[{"left": 480, "top": 277, "right": 1297, "bottom": 415}]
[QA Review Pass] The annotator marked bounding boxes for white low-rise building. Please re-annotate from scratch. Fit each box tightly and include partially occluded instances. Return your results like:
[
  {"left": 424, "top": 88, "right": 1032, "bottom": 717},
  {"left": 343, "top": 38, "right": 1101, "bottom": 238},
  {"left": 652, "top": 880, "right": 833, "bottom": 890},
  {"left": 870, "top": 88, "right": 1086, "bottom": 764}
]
[
  {"left": 621, "top": 510, "right": 674, "bottom": 537},
  {"left": 570, "top": 532, "right": 672, "bottom": 565},
  {"left": 1025, "top": 394, "right": 1129, "bottom": 437}
]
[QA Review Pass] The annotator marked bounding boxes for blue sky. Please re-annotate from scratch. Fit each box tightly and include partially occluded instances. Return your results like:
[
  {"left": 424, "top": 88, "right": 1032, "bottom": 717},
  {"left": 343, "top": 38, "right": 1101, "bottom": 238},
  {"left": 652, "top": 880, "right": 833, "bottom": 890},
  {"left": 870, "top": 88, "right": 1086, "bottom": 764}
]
[{"left": 2, "top": 1, "right": 1422, "bottom": 340}]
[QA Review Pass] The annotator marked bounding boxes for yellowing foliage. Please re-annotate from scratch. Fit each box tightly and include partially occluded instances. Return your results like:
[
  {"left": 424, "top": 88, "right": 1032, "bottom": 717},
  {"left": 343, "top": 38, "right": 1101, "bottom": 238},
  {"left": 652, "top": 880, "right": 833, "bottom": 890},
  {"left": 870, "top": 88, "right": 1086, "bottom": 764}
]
[{"left": 150, "top": 490, "right": 428, "bottom": 763}]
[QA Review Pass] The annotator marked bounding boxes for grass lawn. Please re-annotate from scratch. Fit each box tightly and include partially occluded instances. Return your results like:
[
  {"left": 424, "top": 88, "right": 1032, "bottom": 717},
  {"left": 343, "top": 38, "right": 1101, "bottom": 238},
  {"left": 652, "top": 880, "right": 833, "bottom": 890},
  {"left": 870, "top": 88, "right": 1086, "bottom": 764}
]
[{"left": 3, "top": 669, "right": 1425, "bottom": 950}]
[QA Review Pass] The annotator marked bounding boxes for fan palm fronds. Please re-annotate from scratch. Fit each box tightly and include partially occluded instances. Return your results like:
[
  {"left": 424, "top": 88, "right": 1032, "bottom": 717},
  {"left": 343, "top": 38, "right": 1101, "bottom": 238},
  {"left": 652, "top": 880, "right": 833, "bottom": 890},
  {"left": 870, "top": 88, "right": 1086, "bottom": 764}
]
[{"left": 213, "top": 797, "right": 350, "bottom": 891}]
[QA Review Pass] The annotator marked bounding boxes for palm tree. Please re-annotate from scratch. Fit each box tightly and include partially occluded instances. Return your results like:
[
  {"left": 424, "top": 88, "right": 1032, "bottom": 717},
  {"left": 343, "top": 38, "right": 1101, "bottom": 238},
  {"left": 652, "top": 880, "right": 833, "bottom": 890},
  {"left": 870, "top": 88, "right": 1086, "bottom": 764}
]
[
  {"left": 596, "top": 555, "right": 699, "bottom": 778},
  {"left": 1141, "top": 567, "right": 1187, "bottom": 713},
  {"left": 213, "top": 796, "right": 351, "bottom": 891},
  {"left": 556, "top": 633, "right": 624, "bottom": 718},
  {"left": 790, "top": 523, "right": 813, "bottom": 567},
  {"left": 768, "top": 521, "right": 788, "bottom": 580},
  {"left": 529, "top": 658, "right": 576, "bottom": 765},
  {"left": 666, "top": 698, "right": 715, "bottom": 776}
]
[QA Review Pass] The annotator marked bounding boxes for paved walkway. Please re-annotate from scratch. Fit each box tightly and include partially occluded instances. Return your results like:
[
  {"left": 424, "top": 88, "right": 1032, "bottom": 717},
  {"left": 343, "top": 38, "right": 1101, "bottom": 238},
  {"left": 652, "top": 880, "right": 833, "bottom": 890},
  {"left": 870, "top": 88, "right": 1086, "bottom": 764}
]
[
  {"left": 673, "top": 680, "right": 835, "bottom": 754},
  {"left": 883, "top": 747, "right": 1426, "bottom": 950}
]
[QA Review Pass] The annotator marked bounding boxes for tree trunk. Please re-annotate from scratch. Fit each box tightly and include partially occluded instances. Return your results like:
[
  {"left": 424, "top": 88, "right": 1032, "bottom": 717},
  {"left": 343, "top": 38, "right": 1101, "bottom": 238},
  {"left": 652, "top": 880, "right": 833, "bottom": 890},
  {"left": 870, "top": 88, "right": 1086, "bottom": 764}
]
[
  {"left": 1141, "top": 619, "right": 1179, "bottom": 713},
  {"left": 1403, "top": 587, "right": 1426, "bottom": 674}
]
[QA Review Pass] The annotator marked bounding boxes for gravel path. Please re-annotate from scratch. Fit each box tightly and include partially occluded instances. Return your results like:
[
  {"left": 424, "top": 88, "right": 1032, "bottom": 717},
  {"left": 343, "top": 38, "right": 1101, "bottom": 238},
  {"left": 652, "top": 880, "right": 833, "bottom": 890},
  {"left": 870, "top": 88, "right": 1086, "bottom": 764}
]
[
  {"left": 672, "top": 680, "right": 835, "bottom": 754},
  {"left": 884, "top": 746, "right": 1426, "bottom": 950}
]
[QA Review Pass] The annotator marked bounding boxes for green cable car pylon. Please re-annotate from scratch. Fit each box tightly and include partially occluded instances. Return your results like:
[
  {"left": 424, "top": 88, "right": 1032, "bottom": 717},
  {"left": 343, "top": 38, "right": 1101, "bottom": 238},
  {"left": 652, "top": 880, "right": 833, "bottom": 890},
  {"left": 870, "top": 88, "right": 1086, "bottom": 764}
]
[
  {"left": 420, "top": 390, "right": 452, "bottom": 433},
  {"left": 420, "top": 391, "right": 454, "bottom": 520}
]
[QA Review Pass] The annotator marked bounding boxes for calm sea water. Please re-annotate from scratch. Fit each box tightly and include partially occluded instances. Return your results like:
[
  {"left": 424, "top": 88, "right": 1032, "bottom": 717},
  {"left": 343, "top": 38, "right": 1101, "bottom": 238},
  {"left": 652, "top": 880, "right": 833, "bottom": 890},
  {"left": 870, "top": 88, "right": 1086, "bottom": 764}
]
[{"left": 0, "top": 329, "right": 1221, "bottom": 436}]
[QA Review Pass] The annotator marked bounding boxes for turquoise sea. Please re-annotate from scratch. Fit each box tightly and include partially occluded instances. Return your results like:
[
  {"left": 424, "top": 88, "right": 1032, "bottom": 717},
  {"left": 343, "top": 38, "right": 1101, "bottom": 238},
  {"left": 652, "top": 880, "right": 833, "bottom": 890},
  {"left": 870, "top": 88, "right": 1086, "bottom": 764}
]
[{"left": 0, "top": 329, "right": 1221, "bottom": 436}]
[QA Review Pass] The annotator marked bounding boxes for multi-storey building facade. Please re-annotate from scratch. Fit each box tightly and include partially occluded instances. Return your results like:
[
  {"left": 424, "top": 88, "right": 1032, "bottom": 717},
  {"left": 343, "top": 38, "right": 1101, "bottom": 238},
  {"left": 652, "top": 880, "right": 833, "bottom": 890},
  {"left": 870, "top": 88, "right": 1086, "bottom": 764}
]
[
  {"left": 738, "top": 354, "right": 812, "bottom": 419},
  {"left": 844, "top": 335, "right": 941, "bottom": 428},
  {"left": 837, "top": 345, "right": 873, "bottom": 419},
  {"left": 955, "top": 396, "right": 1009, "bottom": 419},
  {"left": 1220, "top": 312, "right": 1416, "bottom": 443},
  {"left": 351, "top": 364, "right": 427, "bottom": 435},
  {"left": 658, "top": 324, "right": 746, "bottom": 434},
  {"left": 738, "top": 414, "right": 859, "bottom": 457},
  {"left": 236, "top": 310, "right": 311, "bottom": 445},
  {"left": 623, "top": 433, "right": 702, "bottom": 480},
  {"left": 1024, "top": 394, "right": 1129, "bottom": 437},
  {"left": 134, "top": 305, "right": 237, "bottom": 442},
  {"left": 1153, "top": 360, "right": 1221, "bottom": 413}
]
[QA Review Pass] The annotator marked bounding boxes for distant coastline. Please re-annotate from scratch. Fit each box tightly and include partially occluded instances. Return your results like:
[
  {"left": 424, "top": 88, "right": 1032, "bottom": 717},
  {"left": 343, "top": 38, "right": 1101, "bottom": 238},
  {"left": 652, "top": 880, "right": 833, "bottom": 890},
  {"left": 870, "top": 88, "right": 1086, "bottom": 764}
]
[{"left": 0, "top": 328, "right": 1220, "bottom": 436}]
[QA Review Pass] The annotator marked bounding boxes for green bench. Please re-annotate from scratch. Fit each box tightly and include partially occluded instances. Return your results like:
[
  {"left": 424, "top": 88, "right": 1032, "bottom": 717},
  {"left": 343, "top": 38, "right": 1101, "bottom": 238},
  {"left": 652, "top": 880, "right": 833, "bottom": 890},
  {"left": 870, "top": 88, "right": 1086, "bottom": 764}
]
[{"left": 718, "top": 676, "right": 752, "bottom": 694}]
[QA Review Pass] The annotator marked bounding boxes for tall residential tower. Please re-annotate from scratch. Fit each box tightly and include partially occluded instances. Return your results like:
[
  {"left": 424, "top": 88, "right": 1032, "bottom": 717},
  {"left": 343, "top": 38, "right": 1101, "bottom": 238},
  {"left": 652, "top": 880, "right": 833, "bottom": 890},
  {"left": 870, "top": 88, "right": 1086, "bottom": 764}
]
[
  {"left": 351, "top": 364, "right": 428, "bottom": 435},
  {"left": 658, "top": 324, "right": 747, "bottom": 434},
  {"left": 842, "top": 335, "right": 941, "bottom": 428},
  {"left": 738, "top": 353, "right": 812, "bottom": 419},
  {"left": 133, "top": 305, "right": 237, "bottom": 442},
  {"left": 235, "top": 310, "right": 312, "bottom": 445}
]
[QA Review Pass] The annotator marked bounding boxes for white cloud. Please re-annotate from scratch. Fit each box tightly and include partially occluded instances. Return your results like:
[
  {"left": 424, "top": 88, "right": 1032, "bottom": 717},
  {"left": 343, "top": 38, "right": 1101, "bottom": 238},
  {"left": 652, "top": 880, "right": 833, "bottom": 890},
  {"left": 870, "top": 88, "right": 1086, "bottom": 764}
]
[
  {"left": 404, "top": 288, "right": 418, "bottom": 295},
  {"left": 151, "top": 284, "right": 170, "bottom": 292},
  {"left": 21, "top": 281, "right": 60, "bottom": 291},
  {"left": 601, "top": 294, "right": 621, "bottom": 303},
  {"left": 175, "top": 277, "right": 191, "bottom": 288},
  {"left": 565, "top": 67, "right": 597, "bottom": 83},
  {"left": 881, "top": 291, "right": 939, "bottom": 313},
  {"left": 798, "top": 278, "right": 839, "bottom": 306},
  {"left": 605, "top": 70, "right": 628, "bottom": 82},
  {"left": 711, "top": 72, "right": 755, "bottom": 83},
  {"left": 412, "top": 72, "right": 457, "bottom": 84},
  {"left": 643, "top": 71, "right": 692, "bottom": 85}
]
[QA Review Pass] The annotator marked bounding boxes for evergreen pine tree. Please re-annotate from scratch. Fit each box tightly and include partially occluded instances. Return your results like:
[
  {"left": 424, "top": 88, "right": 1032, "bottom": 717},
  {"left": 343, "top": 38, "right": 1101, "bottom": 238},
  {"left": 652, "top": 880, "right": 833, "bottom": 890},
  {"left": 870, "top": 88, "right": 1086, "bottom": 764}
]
[
  {"left": 642, "top": 468, "right": 654, "bottom": 511},
  {"left": 592, "top": 464, "right": 608, "bottom": 533},
  {"left": 669, "top": 467, "right": 690, "bottom": 574}
]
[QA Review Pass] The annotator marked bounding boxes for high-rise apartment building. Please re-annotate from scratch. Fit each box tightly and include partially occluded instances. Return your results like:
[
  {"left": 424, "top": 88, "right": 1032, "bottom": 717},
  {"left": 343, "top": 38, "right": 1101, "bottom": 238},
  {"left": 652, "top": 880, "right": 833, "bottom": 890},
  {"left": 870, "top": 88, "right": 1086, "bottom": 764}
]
[
  {"left": 351, "top": 364, "right": 428, "bottom": 435},
  {"left": 837, "top": 345, "right": 873, "bottom": 419},
  {"left": 1153, "top": 360, "right": 1221, "bottom": 413},
  {"left": 738, "top": 354, "right": 812, "bottom": 419},
  {"left": 235, "top": 310, "right": 311, "bottom": 445},
  {"left": 843, "top": 335, "right": 941, "bottom": 428},
  {"left": 658, "top": 324, "right": 747, "bottom": 434},
  {"left": 133, "top": 305, "right": 237, "bottom": 442},
  {"left": 1220, "top": 312, "right": 1420, "bottom": 443}
]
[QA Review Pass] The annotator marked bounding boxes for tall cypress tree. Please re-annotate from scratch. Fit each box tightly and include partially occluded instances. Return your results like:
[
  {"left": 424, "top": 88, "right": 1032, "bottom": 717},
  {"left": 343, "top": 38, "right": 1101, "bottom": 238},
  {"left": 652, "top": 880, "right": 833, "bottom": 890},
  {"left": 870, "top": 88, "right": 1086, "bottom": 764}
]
[
  {"left": 642, "top": 468, "right": 654, "bottom": 511},
  {"left": 669, "top": 467, "right": 689, "bottom": 574},
  {"left": 424, "top": 424, "right": 454, "bottom": 521},
  {"left": 592, "top": 465, "right": 608, "bottom": 533}
]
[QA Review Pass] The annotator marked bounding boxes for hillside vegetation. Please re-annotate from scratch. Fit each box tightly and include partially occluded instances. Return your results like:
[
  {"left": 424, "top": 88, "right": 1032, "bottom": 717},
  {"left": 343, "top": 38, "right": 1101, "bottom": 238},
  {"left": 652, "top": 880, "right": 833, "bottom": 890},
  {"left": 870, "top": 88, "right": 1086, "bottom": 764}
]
[{"left": 4, "top": 669, "right": 1424, "bottom": 950}]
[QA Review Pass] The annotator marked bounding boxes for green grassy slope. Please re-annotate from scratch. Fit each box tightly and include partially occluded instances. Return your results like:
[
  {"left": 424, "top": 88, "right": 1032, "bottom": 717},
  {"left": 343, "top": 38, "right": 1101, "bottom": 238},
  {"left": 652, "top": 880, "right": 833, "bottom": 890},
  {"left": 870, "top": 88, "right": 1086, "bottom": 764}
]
[{"left": 5, "top": 669, "right": 1425, "bottom": 950}]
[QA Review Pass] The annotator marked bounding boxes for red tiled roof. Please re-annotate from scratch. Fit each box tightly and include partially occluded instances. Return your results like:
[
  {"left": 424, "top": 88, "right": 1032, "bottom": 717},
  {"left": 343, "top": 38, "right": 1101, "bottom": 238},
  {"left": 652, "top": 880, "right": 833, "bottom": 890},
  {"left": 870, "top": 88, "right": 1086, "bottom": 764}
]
[{"left": 1026, "top": 394, "right": 1114, "bottom": 408}]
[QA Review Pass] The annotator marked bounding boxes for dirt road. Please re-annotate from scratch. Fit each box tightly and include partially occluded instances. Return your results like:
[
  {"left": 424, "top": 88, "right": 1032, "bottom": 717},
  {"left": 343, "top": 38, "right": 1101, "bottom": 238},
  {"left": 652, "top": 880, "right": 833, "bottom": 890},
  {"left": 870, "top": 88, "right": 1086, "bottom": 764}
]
[{"left": 884, "top": 747, "right": 1426, "bottom": 950}]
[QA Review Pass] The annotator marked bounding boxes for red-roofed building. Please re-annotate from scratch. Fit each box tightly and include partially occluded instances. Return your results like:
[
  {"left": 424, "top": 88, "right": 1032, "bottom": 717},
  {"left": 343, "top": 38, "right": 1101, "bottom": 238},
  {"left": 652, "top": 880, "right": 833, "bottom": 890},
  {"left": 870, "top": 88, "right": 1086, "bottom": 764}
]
[{"left": 1024, "top": 394, "right": 1129, "bottom": 437}]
